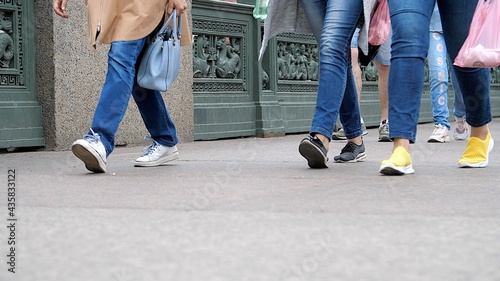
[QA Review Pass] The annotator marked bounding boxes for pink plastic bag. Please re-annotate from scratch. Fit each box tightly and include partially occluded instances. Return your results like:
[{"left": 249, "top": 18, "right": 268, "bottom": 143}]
[
  {"left": 454, "top": 0, "right": 500, "bottom": 68},
  {"left": 368, "top": 0, "right": 391, "bottom": 46}
]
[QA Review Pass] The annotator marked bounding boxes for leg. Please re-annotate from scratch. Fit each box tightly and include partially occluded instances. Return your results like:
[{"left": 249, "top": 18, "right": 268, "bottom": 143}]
[
  {"left": 374, "top": 59, "right": 391, "bottom": 142},
  {"left": 373, "top": 35, "right": 391, "bottom": 142},
  {"left": 90, "top": 38, "right": 148, "bottom": 155},
  {"left": 380, "top": 0, "right": 435, "bottom": 175},
  {"left": 299, "top": 0, "right": 326, "bottom": 43},
  {"left": 427, "top": 30, "right": 451, "bottom": 142},
  {"left": 438, "top": 0, "right": 493, "bottom": 167},
  {"left": 374, "top": 60, "right": 389, "bottom": 121},
  {"left": 72, "top": 38, "right": 148, "bottom": 173},
  {"left": 350, "top": 28, "right": 363, "bottom": 103},
  {"left": 132, "top": 84, "right": 178, "bottom": 147},
  {"left": 449, "top": 65, "right": 470, "bottom": 140},
  {"left": 311, "top": 0, "right": 363, "bottom": 140},
  {"left": 333, "top": 28, "right": 363, "bottom": 140},
  {"left": 299, "top": 0, "right": 364, "bottom": 168},
  {"left": 439, "top": 0, "right": 491, "bottom": 135},
  {"left": 450, "top": 65, "right": 466, "bottom": 119},
  {"left": 387, "top": 0, "right": 434, "bottom": 147}
]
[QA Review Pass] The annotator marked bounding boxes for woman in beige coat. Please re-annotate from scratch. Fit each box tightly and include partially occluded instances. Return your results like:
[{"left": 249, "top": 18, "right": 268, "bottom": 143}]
[{"left": 53, "top": 0, "right": 191, "bottom": 173}]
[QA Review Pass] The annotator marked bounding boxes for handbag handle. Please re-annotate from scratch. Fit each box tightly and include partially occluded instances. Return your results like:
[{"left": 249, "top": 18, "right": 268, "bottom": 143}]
[{"left": 158, "top": 9, "right": 182, "bottom": 43}]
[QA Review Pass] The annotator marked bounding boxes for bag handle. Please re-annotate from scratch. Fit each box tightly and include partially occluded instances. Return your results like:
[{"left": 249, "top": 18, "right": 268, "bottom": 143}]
[{"left": 159, "top": 9, "right": 182, "bottom": 42}]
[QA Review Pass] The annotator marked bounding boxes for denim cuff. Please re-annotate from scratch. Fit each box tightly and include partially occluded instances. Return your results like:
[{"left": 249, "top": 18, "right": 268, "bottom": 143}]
[
  {"left": 343, "top": 129, "right": 363, "bottom": 140},
  {"left": 309, "top": 126, "right": 333, "bottom": 142},
  {"left": 389, "top": 131, "right": 415, "bottom": 144}
]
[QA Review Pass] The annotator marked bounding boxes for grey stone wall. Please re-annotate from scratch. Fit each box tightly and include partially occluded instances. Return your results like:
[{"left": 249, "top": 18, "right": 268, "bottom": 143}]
[{"left": 34, "top": 1, "right": 194, "bottom": 151}]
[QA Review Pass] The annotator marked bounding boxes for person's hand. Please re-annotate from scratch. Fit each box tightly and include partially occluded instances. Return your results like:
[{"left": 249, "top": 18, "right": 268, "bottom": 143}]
[
  {"left": 53, "top": 0, "right": 70, "bottom": 18},
  {"left": 167, "top": 0, "right": 188, "bottom": 17}
]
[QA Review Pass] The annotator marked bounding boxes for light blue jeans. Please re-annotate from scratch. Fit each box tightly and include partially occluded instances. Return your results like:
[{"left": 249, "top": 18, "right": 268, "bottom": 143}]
[
  {"left": 387, "top": 0, "right": 491, "bottom": 142},
  {"left": 428, "top": 31, "right": 450, "bottom": 129},
  {"left": 299, "top": 0, "right": 364, "bottom": 140},
  {"left": 89, "top": 38, "right": 178, "bottom": 155}
]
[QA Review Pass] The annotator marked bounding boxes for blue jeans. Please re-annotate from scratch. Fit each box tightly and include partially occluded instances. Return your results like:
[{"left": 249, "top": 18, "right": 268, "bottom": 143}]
[
  {"left": 89, "top": 38, "right": 178, "bottom": 155},
  {"left": 450, "top": 65, "right": 466, "bottom": 118},
  {"left": 387, "top": 0, "right": 491, "bottom": 142},
  {"left": 300, "top": 0, "right": 364, "bottom": 140},
  {"left": 428, "top": 31, "right": 450, "bottom": 129}
]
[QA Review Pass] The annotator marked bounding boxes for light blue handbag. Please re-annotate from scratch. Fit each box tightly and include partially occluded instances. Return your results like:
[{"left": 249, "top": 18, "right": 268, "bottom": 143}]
[{"left": 137, "top": 9, "right": 182, "bottom": 91}]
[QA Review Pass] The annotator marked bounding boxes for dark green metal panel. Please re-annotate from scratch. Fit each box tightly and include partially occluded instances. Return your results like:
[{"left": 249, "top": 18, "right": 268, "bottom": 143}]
[
  {"left": 192, "top": 0, "right": 259, "bottom": 140},
  {"left": 0, "top": 0, "right": 44, "bottom": 148},
  {"left": 192, "top": 2, "right": 500, "bottom": 140},
  {"left": 261, "top": 32, "right": 319, "bottom": 134}
]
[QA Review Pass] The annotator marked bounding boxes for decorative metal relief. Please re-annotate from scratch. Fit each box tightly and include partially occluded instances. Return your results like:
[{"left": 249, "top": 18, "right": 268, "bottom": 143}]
[
  {"left": 192, "top": 19, "right": 246, "bottom": 92},
  {"left": 275, "top": 41, "right": 319, "bottom": 82},
  {"left": 0, "top": 10, "right": 14, "bottom": 68},
  {"left": 0, "top": 1, "right": 24, "bottom": 87},
  {"left": 271, "top": 33, "right": 319, "bottom": 92},
  {"left": 193, "top": 35, "right": 242, "bottom": 79}
]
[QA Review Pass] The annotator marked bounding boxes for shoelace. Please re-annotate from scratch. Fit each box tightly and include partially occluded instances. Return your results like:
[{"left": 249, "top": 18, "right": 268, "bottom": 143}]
[
  {"left": 433, "top": 125, "right": 446, "bottom": 135},
  {"left": 83, "top": 128, "right": 101, "bottom": 144},
  {"left": 457, "top": 120, "right": 467, "bottom": 131},
  {"left": 142, "top": 136, "right": 160, "bottom": 156}
]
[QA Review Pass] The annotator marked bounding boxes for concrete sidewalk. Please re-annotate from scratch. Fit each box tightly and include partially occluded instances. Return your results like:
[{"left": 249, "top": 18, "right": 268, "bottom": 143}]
[{"left": 1, "top": 119, "right": 499, "bottom": 281}]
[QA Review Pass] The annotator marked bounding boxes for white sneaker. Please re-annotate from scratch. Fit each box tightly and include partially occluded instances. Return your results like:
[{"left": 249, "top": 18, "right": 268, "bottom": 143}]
[
  {"left": 378, "top": 119, "right": 391, "bottom": 142},
  {"left": 360, "top": 117, "right": 368, "bottom": 136},
  {"left": 427, "top": 124, "right": 450, "bottom": 143},
  {"left": 453, "top": 116, "right": 470, "bottom": 140},
  {"left": 332, "top": 118, "right": 367, "bottom": 140},
  {"left": 71, "top": 129, "right": 107, "bottom": 173},
  {"left": 134, "top": 137, "right": 179, "bottom": 167}
]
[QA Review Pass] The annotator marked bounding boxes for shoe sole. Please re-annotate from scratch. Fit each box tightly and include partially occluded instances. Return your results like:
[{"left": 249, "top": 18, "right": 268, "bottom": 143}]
[
  {"left": 298, "top": 140, "right": 328, "bottom": 168},
  {"left": 331, "top": 134, "right": 346, "bottom": 140},
  {"left": 379, "top": 163, "right": 414, "bottom": 175},
  {"left": 454, "top": 127, "right": 469, "bottom": 140},
  {"left": 378, "top": 135, "right": 392, "bottom": 142},
  {"left": 334, "top": 152, "right": 366, "bottom": 163},
  {"left": 72, "top": 142, "right": 106, "bottom": 173},
  {"left": 134, "top": 151, "right": 180, "bottom": 167},
  {"left": 459, "top": 138, "right": 494, "bottom": 168},
  {"left": 428, "top": 136, "right": 450, "bottom": 143}
]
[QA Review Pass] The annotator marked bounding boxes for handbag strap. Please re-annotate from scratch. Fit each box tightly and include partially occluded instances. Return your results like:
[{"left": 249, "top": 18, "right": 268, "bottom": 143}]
[{"left": 159, "top": 9, "right": 182, "bottom": 42}]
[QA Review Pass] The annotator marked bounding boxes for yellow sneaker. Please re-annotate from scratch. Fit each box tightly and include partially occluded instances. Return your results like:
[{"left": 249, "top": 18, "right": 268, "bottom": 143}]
[
  {"left": 379, "top": 146, "right": 415, "bottom": 175},
  {"left": 458, "top": 132, "right": 494, "bottom": 168}
]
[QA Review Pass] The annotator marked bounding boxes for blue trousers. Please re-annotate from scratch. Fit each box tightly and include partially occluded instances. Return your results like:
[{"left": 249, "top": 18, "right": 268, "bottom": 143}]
[{"left": 89, "top": 38, "right": 178, "bottom": 155}]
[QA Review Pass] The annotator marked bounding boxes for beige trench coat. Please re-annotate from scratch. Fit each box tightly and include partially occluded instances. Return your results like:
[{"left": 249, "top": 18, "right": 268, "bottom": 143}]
[{"left": 85, "top": 0, "right": 191, "bottom": 49}]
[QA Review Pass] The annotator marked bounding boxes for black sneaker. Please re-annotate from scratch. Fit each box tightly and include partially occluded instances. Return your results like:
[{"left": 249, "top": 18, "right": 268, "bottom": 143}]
[
  {"left": 298, "top": 136, "right": 329, "bottom": 168},
  {"left": 333, "top": 141, "right": 366, "bottom": 163}
]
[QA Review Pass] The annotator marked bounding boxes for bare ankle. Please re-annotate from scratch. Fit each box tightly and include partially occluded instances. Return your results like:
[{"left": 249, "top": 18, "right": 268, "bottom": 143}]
[{"left": 313, "top": 134, "right": 330, "bottom": 152}]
